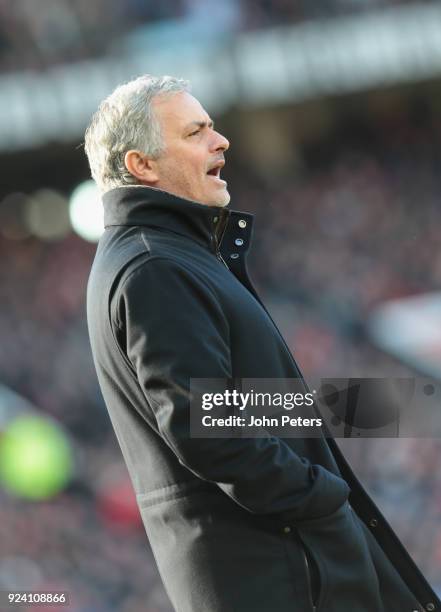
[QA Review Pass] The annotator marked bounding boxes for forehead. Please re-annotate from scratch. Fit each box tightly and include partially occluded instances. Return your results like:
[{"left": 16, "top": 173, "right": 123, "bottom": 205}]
[{"left": 152, "top": 92, "right": 210, "bottom": 133}]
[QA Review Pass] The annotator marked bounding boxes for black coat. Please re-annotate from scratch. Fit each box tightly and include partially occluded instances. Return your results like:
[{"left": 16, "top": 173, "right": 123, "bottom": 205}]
[{"left": 87, "top": 185, "right": 439, "bottom": 612}]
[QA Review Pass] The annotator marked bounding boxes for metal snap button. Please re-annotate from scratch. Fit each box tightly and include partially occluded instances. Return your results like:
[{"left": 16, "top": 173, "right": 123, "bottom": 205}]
[
  {"left": 230, "top": 253, "right": 239, "bottom": 259},
  {"left": 369, "top": 518, "right": 378, "bottom": 528},
  {"left": 426, "top": 604, "right": 435, "bottom": 611},
  {"left": 283, "top": 526, "right": 291, "bottom": 534},
  {"left": 213, "top": 216, "right": 218, "bottom": 224},
  {"left": 235, "top": 238, "right": 244, "bottom": 246},
  {"left": 238, "top": 219, "right": 247, "bottom": 228}
]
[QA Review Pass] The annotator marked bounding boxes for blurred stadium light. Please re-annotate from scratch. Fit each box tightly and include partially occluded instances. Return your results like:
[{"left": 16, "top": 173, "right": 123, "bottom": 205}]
[
  {"left": 0, "top": 414, "right": 74, "bottom": 500},
  {"left": 0, "top": 383, "right": 74, "bottom": 500},
  {"left": 25, "top": 189, "right": 71, "bottom": 241},
  {"left": 69, "top": 179, "right": 103, "bottom": 242},
  {"left": 369, "top": 292, "right": 441, "bottom": 380}
]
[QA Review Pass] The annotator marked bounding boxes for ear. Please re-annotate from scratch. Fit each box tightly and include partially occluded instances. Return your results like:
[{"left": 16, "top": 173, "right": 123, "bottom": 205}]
[{"left": 124, "top": 150, "right": 159, "bottom": 184}]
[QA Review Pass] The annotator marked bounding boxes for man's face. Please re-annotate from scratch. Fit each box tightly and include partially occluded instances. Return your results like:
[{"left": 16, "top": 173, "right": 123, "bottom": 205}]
[{"left": 150, "top": 92, "right": 230, "bottom": 207}]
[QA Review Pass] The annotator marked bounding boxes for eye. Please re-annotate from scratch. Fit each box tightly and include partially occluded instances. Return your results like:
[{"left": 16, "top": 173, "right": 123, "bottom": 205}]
[{"left": 188, "top": 129, "right": 200, "bottom": 137}]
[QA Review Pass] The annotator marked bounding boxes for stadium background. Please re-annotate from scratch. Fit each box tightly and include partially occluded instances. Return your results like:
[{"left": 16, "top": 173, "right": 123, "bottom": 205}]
[{"left": 1, "top": 1, "right": 441, "bottom": 610}]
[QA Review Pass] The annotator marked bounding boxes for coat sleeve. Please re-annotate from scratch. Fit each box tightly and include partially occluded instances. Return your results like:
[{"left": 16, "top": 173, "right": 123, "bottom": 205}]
[{"left": 116, "top": 256, "right": 350, "bottom": 521}]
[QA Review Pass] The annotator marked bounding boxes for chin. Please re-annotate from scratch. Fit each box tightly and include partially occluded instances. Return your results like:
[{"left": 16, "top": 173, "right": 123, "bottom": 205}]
[
  {"left": 210, "top": 189, "right": 231, "bottom": 208},
  {"left": 192, "top": 187, "right": 230, "bottom": 207}
]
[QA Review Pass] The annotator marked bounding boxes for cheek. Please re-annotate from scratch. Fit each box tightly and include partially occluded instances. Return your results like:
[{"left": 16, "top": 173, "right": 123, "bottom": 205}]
[
  {"left": 187, "top": 159, "right": 207, "bottom": 187},
  {"left": 159, "top": 148, "right": 207, "bottom": 189},
  {"left": 161, "top": 157, "right": 190, "bottom": 183},
  {"left": 184, "top": 148, "right": 206, "bottom": 173},
  {"left": 173, "top": 155, "right": 199, "bottom": 174}
]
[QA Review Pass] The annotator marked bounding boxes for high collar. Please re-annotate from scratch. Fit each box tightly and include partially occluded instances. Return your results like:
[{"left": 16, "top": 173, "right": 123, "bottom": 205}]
[{"left": 102, "top": 186, "right": 254, "bottom": 256}]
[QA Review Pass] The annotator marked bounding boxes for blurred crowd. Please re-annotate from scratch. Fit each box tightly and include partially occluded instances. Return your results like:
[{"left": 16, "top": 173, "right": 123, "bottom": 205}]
[
  {"left": 0, "top": 0, "right": 427, "bottom": 74},
  {"left": 1, "top": 105, "right": 441, "bottom": 610}
]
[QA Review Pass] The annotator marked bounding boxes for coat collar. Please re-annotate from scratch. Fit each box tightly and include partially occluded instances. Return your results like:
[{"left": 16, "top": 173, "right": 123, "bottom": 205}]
[{"left": 102, "top": 185, "right": 254, "bottom": 256}]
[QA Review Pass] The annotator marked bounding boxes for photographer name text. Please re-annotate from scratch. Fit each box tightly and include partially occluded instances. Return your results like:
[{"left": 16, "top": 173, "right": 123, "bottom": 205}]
[{"left": 200, "top": 390, "right": 322, "bottom": 428}]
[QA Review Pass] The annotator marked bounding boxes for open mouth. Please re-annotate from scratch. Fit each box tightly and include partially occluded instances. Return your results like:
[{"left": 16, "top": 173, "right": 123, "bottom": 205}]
[
  {"left": 207, "top": 167, "right": 221, "bottom": 178},
  {"left": 206, "top": 161, "right": 226, "bottom": 183}
]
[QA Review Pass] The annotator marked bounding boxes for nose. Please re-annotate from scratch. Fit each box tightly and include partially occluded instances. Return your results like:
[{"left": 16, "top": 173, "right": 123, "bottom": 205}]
[{"left": 212, "top": 130, "right": 229, "bottom": 152}]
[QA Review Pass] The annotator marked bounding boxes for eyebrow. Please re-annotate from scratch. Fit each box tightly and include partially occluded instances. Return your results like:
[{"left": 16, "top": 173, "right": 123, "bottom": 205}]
[{"left": 184, "top": 119, "right": 214, "bottom": 132}]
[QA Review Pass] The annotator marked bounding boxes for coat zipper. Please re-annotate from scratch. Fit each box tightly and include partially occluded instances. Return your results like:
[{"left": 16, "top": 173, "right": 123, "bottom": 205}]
[
  {"left": 300, "top": 539, "right": 317, "bottom": 612},
  {"left": 214, "top": 211, "right": 230, "bottom": 269},
  {"left": 217, "top": 251, "right": 229, "bottom": 269}
]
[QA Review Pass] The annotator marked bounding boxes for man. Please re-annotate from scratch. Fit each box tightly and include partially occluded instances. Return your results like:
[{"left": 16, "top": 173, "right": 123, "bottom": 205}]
[{"left": 85, "top": 75, "right": 439, "bottom": 612}]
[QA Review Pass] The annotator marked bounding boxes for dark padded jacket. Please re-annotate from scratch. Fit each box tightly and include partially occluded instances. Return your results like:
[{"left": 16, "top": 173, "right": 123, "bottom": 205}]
[{"left": 87, "top": 185, "right": 440, "bottom": 612}]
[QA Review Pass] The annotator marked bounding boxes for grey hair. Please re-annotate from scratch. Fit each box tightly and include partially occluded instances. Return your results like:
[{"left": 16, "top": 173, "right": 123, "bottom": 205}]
[{"left": 84, "top": 75, "right": 190, "bottom": 193}]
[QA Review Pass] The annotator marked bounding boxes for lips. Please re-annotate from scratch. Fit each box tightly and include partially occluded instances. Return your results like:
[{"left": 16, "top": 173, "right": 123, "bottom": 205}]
[{"left": 206, "top": 160, "right": 225, "bottom": 178}]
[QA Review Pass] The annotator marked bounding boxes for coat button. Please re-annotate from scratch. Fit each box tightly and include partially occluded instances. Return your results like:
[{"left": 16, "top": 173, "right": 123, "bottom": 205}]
[
  {"left": 283, "top": 526, "right": 291, "bottom": 534},
  {"left": 213, "top": 216, "right": 218, "bottom": 224},
  {"left": 230, "top": 253, "right": 239, "bottom": 259},
  {"left": 238, "top": 219, "right": 247, "bottom": 228},
  {"left": 369, "top": 518, "right": 378, "bottom": 527},
  {"left": 426, "top": 604, "right": 435, "bottom": 611},
  {"left": 235, "top": 238, "right": 244, "bottom": 246}
]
